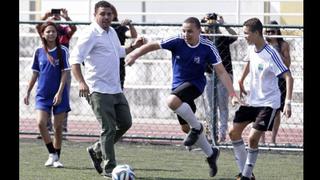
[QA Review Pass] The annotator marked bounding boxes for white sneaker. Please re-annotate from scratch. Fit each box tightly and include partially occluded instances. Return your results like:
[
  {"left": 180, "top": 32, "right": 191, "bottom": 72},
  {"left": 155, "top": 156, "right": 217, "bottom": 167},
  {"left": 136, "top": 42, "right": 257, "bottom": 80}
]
[
  {"left": 53, "top": 160, "right": 64, "bottom": 168},
  {"left": 44, "top": 153, "right": 58, "bottom": 167},
  {"left": 185, "top": 146, "right": 192, "bottom": 151}
]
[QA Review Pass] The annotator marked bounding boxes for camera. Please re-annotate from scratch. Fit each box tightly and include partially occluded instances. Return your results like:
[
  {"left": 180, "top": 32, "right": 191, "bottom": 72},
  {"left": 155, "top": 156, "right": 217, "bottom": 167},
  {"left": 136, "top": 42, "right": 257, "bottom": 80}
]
[
  {"left": 201, "top": 12, "right": 218, "bottom": 23},
  {"left": 51, "top": 9, "right": 61, "bottom": 15},
  {"left": 207, "top": 13, "right": 217, "bottom": 20}
]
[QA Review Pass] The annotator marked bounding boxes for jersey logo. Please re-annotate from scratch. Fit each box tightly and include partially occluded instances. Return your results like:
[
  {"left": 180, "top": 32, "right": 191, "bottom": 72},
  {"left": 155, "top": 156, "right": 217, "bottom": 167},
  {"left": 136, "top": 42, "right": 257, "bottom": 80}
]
[
  {"left": 193, "top": 56, "right": 200, "bottom": 64},
  {"left": 175, "top": 55, "right": 181, "bottom": 60},
  {"left": 258, "top": 64, "right": 264, "bottom": 71},
  {"left": 54, "top": 59, "right": 60, "bottom": 66}
]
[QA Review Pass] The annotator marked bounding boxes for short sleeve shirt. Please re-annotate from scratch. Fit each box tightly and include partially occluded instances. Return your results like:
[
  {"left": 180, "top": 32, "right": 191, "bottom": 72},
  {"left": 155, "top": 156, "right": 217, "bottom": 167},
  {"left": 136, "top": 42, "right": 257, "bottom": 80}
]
[
  {"left": 160, "top": 34, "right": 221, "bottom": 93},
  {"left": 246, "top": 44, "right": 289, "bottom": 108}
]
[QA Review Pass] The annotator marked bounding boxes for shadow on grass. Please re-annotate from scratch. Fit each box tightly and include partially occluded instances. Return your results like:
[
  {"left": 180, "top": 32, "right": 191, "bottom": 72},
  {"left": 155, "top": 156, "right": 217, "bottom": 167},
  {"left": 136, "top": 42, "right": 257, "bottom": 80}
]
[
  {"left": 62, "top": 166, "right": 95, "bottom": 171},
  {"left": 137, "top": 177, "right": 235, "bottom": 180},
  {"left": 134, "top": 168, "right": 182, "bottom": 172}
]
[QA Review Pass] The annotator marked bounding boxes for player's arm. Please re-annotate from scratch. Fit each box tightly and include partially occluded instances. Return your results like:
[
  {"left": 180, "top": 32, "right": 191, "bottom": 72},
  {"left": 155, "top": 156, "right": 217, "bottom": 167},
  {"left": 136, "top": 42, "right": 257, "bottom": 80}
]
[
  {"left": 125, "top": 41, "right": 160, "bottom": 66},
  {"left": 238, "top": 61, "right": 250, "bottom": 98},
  {"left": 281, "top": 41, "right": 291, "bottom": 68},
  {"left": 282, "top": 71, "right": 294, "bottom": 118},
  {"left": 214, "top": 63, "right": 240, "bottom": 105},
  {"left": 53, "top": 70, "right": 68, "bottom": 106},
  {"left": 24, "top": 71, "right": 38, "bottom": 105}
]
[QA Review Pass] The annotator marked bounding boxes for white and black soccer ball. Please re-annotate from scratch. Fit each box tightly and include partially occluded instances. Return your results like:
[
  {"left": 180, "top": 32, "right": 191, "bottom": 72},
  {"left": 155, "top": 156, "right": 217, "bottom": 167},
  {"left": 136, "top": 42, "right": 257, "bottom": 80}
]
[{"left": 112, "top": 164, "right": 136, "bottom": 180}]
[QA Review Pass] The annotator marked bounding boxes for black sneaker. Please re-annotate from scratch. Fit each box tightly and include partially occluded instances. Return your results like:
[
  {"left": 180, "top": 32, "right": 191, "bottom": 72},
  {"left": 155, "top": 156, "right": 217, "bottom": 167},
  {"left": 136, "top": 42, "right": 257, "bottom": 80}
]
[
  {"left": 102, "top": 172, "right": 112, "bottom": 179},
  {"left": 183, "top": 124, "right": 203, "bottom": 146},
  {"left": 87, "top": 147, "right": 103, "bottom": 174},
  {"left": 236, "top": 173, "right": 255, "bottom": 180},
  {"left": 206, "top": 146, "right": 220, "bottom": 177},
  {"left": 240, "top": 176, "right": 251, "bottom": 180},
  {"left": 235, "top": 173, "right": 242, "bottom": 180}
]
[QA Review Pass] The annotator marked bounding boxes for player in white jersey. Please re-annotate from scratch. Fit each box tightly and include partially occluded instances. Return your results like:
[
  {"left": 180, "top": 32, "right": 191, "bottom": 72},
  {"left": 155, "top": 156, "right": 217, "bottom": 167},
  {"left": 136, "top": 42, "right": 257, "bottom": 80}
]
[{"left": 229, "top": 18, "right": 294, "bottom": 180}]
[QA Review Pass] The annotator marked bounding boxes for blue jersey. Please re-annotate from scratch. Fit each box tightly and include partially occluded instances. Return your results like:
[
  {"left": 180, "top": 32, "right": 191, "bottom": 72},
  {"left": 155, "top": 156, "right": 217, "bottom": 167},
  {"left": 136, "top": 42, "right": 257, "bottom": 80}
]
[
  {"left": 32, "top": 46, "right": 71, "bottom": 114},
  {"left": 160, "top": 34, "right": 221, "bottom": 93}
]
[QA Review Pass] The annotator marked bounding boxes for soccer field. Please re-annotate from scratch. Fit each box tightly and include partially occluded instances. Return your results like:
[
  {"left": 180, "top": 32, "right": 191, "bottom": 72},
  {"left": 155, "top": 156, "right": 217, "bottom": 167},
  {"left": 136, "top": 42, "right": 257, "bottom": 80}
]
[{"left": 19, "top": 138, "right": 303, "bottom": 180}]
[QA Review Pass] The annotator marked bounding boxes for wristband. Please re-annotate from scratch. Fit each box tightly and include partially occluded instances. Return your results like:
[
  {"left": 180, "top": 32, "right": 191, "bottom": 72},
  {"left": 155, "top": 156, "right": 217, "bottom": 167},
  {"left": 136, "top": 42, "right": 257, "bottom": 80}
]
[{"left": 285, "top": 99, "right": 292, "bottom": 104}]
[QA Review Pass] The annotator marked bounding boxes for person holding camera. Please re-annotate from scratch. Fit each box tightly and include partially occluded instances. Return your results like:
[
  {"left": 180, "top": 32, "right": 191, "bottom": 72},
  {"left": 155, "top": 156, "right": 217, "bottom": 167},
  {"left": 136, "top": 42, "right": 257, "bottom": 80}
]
[
  {"left": 201, "top": 13, "right": 238, "bottom": 143},
  {"left": 35, "top": 8, "right": 77, "bottom": 138}
]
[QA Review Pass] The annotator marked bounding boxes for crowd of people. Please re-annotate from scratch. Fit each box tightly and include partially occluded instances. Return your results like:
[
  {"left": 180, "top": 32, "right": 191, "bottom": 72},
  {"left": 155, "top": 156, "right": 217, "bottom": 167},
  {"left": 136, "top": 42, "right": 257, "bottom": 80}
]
[{"left": 23, "top": 1, "right": 293, "bottom": 179}]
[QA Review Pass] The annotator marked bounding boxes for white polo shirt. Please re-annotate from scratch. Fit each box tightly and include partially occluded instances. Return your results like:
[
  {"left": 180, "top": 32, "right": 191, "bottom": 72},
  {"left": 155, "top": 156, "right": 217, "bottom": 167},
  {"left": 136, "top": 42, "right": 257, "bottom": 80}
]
[
  {"left": 245, "top": 44, "right": 289, "bottom": 109},
  {"left": 70, "top": 21, "right": 126, "bottom": 94}
]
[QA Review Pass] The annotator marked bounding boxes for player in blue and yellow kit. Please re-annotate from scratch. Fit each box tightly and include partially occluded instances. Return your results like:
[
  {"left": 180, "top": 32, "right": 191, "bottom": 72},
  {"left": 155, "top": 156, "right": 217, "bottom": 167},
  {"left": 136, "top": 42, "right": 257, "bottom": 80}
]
[{"left": 125, "top": 17, "right": 240, "bottom": 177}]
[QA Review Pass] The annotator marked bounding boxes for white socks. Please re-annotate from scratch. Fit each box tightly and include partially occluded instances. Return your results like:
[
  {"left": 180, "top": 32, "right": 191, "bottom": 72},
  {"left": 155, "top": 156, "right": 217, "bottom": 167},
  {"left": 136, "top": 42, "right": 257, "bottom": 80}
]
[
  {"left": 175, "top": 102, "right": 201, "bottom": 130},
  {"left": 242, "top": 148, "right": 258, "bottom": 178},
  {"left": 195, "top": 130, "right": 214, "bottom": 157},
  {"left": 232, "top": 139, "right": 247, "bottom": 173}
]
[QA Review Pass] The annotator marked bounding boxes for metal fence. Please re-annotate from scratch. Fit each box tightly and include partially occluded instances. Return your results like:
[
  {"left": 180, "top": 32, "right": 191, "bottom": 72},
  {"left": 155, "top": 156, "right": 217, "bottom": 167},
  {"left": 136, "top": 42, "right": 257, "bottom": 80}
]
[{"left": 19, "top": 22, "right": 303, "bottom": 150}]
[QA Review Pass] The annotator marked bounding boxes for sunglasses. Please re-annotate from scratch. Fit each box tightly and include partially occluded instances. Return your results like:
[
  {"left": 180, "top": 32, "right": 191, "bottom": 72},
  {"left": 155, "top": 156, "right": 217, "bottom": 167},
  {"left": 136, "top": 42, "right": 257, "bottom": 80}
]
[{"left": 266, "top": 30, "right": 276, "bottom": 34}]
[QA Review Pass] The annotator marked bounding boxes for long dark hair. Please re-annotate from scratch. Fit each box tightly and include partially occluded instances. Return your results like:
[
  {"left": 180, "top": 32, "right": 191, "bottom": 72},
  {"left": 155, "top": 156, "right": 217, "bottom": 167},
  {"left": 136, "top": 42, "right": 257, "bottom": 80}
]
[
  {"left": 39, "top": 21, "right": 64, "bottom": 70},
  {"left": 268, "top": 20, "right": 285, "bottom": 51}
]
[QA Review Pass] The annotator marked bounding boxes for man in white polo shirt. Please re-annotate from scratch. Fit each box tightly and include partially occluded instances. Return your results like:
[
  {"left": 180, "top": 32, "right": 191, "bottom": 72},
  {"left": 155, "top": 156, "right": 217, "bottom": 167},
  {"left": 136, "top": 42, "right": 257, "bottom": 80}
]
[{"left": 69, "top": 1, "right": 144, "bottom": 178}]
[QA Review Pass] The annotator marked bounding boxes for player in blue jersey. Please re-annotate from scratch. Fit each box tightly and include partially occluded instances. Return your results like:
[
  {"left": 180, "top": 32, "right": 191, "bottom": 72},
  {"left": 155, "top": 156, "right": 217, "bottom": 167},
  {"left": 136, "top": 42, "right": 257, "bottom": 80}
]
[
  {"left": 125, "top": 17, "right": 240, "bottom": 177},
  {"left": 24, "top": 21, "right": 71, "bottom": 168},
  {"left": 230, "top": 18, "right": 293, "bottom": 180}
]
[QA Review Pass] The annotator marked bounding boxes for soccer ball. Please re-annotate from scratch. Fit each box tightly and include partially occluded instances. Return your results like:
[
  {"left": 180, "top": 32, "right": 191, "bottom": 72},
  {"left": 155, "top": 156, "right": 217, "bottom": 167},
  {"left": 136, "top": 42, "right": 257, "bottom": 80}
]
[{"left": 112, "top": 164, "right": 136, "bottom": 180}]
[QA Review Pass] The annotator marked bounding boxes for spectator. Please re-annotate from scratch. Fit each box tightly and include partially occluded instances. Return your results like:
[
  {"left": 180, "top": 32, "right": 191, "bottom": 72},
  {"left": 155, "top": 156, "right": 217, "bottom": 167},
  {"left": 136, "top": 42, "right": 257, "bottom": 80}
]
[
  {"left": 260, "top": 20, "right": 291, "bottom": 144},
  {"left": 24, "top": 21, "right": 71, "bottom": 168},
  {"left": 229, "top": 18, "right": 293, "bottom": 180},
  {"left": 69, "top": 1, "right": 145, "bottom": 178},
  {"left": 110, "top": 4, "right": 138, "bottom": 89},
  {"left": 35, "top": 8, "right": 77, "bottom": 137},
  {"left": 201, "top": 13, "right": 238, "bottom": 143},
  {"left": 125, "top": 17, "right": 240, "bottom": 177}
]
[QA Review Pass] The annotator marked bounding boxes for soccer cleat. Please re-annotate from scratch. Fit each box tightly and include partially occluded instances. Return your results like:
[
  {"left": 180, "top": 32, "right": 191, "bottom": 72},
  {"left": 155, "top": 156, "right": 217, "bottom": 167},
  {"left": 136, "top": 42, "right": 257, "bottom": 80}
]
[
  {"left": 240, "top": 176, "right": 251, "bottom": 180},
  {"left": 44, "top": 153, "right": 59, "bottom": 167},
  {"left": 235, "top": 173, "right": 242, "bottom": 180},
  {"left": 102, "top": 172, "right": 112, "bottom": 179},
  {"left": 185, "top": 146, "right": 192, "bottom": 151},
  {"left": 87, "top": 147, "right": 103, "bottom": 174},
  {"left": 53, "top": 160, "right": 64, "bottom": 168},
  {"left": 236, "top": 173, "right": 256, "bottom": 180},
  {"left": 206, "top": 146, "right": 220, "bottom": 177},
  {"left": 183, "top": 124, "right": 203, "bottom": 146}
]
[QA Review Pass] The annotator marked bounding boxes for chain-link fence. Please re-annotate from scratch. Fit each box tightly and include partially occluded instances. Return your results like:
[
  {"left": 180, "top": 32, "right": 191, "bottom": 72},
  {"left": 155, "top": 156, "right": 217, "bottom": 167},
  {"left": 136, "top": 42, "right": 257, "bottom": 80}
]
[{"left": 19, "top": 22, "right": 303, "bottom": 149}]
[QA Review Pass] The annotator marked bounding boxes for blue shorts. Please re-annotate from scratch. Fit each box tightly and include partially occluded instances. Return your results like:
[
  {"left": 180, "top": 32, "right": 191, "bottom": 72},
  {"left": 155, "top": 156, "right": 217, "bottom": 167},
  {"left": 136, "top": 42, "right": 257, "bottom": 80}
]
[{"left": 35, "top": 94, "right": 71, "bottom": 115}]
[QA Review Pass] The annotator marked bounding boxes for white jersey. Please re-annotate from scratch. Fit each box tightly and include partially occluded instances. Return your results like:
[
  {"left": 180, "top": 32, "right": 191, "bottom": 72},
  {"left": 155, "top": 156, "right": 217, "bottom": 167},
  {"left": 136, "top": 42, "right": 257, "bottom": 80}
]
[{"left": 245, "top": 44, "right": 289, "bottom": 109}]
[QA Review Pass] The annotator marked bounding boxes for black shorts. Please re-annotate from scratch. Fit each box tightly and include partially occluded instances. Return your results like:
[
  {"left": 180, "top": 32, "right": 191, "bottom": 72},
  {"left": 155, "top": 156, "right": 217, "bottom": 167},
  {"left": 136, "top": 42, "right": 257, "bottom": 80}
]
[
  {"left": 171, "top": 82, "right": 201, "bottom": 125},
  {"left": 233, "top": 106, "right": 277, "bottom": 131}
]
